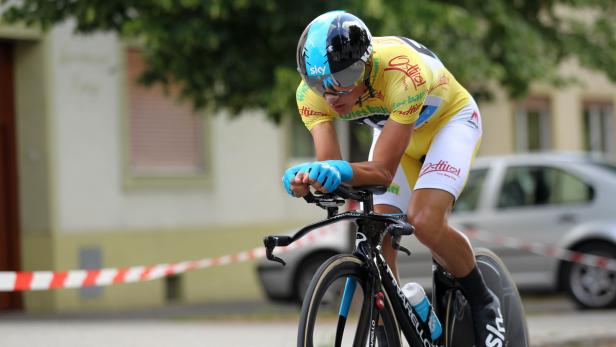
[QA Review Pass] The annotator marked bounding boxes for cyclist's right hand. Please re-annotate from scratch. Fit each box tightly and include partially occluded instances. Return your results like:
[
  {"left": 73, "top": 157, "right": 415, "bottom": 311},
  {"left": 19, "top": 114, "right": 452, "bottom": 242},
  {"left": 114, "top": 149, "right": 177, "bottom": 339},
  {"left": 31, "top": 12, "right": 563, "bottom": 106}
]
[{"left": 282, "top": 162, "right": 311, "bottom": 197}]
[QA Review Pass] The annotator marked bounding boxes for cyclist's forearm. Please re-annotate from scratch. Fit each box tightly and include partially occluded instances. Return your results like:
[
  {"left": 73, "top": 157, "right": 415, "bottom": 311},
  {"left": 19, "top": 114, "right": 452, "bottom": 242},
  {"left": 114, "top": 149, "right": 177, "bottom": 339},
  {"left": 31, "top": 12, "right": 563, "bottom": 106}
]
[
  {"left": 311, "top": 122, "right": 343, "bottom": 161},
  {"left": 348, "top": 161, "right": 394, "bottom": 187},
  {"left": 345, "top": 120, "right": 410, "bottom": 188}
]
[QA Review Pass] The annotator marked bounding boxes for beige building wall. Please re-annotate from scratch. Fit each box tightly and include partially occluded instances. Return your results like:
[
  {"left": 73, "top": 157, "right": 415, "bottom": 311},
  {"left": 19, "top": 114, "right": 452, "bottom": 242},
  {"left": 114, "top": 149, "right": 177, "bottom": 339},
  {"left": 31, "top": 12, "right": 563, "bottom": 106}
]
[
  {"left": 478, "top": 60, "right": 616, "bottom": 161},
  {"left": 6, "top": 21, "right": 323, "bottom": 313},
  {"left": 476, "top": 85, "right": 515, "bottom": 155},
  {"left": 2, "top": 18, "right": 615, "bottom": 313}
]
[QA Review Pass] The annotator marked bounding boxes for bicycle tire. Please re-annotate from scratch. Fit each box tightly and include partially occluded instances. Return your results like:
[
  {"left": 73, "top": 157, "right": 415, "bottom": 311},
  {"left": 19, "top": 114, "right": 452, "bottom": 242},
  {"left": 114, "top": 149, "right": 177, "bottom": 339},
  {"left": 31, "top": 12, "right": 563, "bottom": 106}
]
[
  {"left": 443, "top": 248, "right": 529, "bottom": 347},
  {"left": 298, "top": 254, "right": 401, "bottom": 347}
]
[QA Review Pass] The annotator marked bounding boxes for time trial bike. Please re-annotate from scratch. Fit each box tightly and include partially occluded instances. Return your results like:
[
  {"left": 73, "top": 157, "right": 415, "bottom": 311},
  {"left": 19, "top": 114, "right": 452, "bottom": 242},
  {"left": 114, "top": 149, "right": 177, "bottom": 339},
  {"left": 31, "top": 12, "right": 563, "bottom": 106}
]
[{"left": 264, "top": 185, "right": 529, "bottom": 347}]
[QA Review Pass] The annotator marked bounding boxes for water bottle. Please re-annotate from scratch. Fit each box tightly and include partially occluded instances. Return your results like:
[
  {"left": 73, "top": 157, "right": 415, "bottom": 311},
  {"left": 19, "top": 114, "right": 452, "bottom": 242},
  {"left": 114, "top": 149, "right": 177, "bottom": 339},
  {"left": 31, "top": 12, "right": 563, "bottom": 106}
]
[{"left": 402, "top": 282, "right": 442, "bottom": 341}]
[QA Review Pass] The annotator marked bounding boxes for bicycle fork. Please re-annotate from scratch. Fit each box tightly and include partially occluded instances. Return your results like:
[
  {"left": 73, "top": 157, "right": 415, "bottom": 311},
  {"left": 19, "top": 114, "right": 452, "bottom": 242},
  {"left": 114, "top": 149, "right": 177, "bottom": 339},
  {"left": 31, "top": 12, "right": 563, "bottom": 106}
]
[
  {"left": 335, "top": 277, "right": 357, "bottom": 346},
  {"left": 336, "top": 275, "right": 385, "bottom": 347}
]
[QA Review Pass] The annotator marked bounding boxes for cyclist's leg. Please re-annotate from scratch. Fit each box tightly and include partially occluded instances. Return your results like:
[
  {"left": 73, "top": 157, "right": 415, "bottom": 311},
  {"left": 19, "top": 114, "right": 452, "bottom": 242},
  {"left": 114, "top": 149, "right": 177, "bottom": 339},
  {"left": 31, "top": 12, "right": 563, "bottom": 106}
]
[
  {"left": 408, "top": 98, "right": 506, "bottom": 347},
  {"left": 368, "top": 127, "right": 414, "bottom": 280},
  {"left": 407, "top": 97, "right": 482, "bottom": 276},
  {"left": 408, "top": 189, "right": 473, "bottom": 276}
]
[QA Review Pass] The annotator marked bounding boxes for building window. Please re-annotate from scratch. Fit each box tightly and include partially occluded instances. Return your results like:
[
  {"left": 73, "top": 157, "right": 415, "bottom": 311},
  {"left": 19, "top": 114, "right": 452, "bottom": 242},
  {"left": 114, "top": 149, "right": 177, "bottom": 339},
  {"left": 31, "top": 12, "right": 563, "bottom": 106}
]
[
  {"left": 126, "top": 48, "right": 205, "bottom": 176},
  {"left": 583, "top": 101, "right": 613, "bottom": 155},
  {"left": 514, "top": 97, "right": 551, "bottom": 152}
]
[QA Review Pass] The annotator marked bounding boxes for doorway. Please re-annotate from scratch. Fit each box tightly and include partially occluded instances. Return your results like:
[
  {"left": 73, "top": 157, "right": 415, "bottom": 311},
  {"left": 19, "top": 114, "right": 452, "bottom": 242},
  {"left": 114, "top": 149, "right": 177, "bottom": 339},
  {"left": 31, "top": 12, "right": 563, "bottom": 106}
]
[{"left": 0, "top": 41, "right": 23, "bottom": 310}]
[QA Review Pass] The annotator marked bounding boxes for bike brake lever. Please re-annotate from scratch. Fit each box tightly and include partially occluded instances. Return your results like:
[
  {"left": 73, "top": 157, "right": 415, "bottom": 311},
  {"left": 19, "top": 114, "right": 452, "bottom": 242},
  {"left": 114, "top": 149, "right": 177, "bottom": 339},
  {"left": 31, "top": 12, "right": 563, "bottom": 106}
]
[
  {"left": 263, "top": 236, "right": 292, "bottom": 266},
  {"left": 386, "top": 223, "right": 414, "bottom": 256},
  {"left": 391, "top": 235, "right": 411, "bottom": 256}
]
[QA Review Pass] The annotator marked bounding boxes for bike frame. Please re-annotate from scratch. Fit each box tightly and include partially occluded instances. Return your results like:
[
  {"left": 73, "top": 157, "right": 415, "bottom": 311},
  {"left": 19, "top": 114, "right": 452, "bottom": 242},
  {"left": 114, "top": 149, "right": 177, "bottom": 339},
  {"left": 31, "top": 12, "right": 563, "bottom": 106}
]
[
  {"left": 263, "top": 188, "right": 445, "bottom": 347},
  {"left": 348, "top": 219, "right": 438, "bottom": 347}
]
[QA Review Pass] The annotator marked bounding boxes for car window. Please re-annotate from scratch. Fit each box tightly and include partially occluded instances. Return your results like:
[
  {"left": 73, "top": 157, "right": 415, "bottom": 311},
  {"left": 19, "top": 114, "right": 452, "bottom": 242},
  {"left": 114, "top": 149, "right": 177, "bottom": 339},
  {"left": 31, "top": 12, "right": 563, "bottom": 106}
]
[
  {"left": 497, "top": 166, "right": 594, "bottom": 209},
  {"left": 454, "top": 168, "right": 488, "bottom": 213}
]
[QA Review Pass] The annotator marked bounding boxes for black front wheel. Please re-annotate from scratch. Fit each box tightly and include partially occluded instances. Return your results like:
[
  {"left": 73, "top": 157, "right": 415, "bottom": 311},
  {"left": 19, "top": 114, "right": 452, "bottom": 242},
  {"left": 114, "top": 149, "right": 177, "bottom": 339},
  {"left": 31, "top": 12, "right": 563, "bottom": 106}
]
[
  {"left": 297, "top": 254, "right": 401, "bottom": 347},
  {"left": 443, "top": 248, "right": 529, "bottom": 347}
]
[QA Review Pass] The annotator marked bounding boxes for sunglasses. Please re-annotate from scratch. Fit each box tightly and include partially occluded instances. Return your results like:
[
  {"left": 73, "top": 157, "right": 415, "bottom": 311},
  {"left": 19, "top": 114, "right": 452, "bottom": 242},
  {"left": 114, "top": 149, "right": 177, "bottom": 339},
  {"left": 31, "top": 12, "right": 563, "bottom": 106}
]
[
  {"left": 324, "top": 86, "right": 355, "bottom": 96},
  {"left": 304, "top": 60, "right": 366, "bottom": 96}
]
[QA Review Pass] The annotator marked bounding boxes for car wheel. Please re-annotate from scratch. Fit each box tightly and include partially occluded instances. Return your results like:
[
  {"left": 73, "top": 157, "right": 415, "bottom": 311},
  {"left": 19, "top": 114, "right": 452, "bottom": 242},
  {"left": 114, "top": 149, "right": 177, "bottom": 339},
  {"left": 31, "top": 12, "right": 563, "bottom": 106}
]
[
  {"left": 294, "top": 252, "right": 337, "bottom": 304},
  {"left": 564, "top": 242, "right": 616, "bottom": 309}
]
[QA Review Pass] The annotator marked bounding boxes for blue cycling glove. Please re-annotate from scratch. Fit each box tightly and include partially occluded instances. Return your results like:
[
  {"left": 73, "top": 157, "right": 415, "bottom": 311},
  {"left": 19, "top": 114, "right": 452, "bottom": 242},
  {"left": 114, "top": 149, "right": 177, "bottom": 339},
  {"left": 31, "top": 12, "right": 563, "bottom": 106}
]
[
  {"left": 306, "top": 162, "right": 341, "bottom": 193},
  {"left": 282, "top": 162, "right": 311, "bottom": 196},
  {"left": 282, "top": 160, "right": 353, "bottom": 196},
  {"left": 307, "top": 160, "right": 353, "bottom": 193},
  {"left": 324, "top": 160, "right": 353, "bottom": 181}
]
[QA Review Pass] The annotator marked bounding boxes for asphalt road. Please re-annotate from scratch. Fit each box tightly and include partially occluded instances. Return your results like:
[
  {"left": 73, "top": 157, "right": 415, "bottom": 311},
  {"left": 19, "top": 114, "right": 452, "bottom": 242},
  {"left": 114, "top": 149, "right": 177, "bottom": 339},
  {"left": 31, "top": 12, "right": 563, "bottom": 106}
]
[{"left": 0, "top": 294, "right": 614, "bottom": 347}]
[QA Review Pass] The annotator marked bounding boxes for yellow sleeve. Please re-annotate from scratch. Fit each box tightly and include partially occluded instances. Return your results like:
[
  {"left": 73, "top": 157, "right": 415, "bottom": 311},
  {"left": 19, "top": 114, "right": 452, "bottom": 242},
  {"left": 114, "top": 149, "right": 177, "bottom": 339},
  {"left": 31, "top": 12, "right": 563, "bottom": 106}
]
[
  {"left": 383, "top": 55, "right": 430, "bottom": 125},
  {"left": 296, "top": 82, "right": 336, "bottom": 131}
]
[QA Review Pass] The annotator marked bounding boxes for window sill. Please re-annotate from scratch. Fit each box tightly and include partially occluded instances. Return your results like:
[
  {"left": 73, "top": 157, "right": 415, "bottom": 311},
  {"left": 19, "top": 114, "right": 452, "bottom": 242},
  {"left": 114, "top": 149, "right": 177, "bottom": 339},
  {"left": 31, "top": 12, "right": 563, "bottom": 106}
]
[{"left": 122, "top": 172, "right": 213, "bottom": 191}]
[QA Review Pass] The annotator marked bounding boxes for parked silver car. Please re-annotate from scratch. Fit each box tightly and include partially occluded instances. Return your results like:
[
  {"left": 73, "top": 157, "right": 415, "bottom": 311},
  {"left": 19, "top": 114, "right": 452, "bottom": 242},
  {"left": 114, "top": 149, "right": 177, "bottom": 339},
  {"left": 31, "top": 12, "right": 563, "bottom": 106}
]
[{"left": 257, "top": 153, "right": 616, "bottom": 309}]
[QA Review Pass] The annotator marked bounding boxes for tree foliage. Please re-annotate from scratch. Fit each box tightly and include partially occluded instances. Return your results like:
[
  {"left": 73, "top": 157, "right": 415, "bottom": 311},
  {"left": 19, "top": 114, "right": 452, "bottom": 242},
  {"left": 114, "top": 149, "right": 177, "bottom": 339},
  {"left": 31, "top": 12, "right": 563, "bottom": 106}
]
[{"left": 2, "top": 0, "right": 615, "bottom": 122}]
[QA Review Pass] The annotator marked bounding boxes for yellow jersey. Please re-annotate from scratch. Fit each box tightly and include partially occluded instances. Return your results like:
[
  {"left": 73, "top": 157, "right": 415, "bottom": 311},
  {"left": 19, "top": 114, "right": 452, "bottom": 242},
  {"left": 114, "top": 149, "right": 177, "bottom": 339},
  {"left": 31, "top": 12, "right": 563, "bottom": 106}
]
[{"left": 296, "top": 36, "right": 471, "bottom": 160}]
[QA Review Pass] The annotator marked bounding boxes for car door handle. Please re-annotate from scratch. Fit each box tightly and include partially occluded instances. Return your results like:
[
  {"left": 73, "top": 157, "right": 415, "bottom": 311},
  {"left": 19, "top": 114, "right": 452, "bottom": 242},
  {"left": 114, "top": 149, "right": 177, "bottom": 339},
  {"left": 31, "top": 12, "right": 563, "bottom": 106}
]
[{"left": 557, "top": 213, "right": 577, "bottom": 224}]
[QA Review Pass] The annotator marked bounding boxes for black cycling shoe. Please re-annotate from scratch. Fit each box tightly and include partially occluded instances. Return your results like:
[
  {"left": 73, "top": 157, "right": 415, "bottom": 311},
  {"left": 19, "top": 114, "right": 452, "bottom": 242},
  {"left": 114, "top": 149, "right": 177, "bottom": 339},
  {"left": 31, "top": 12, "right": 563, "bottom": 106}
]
[
  {"left": 457, "top": 265, "right": 507, "bottom": 347},
  {"left": 471, "top": 290, "right": 506, "bottom": 347}
]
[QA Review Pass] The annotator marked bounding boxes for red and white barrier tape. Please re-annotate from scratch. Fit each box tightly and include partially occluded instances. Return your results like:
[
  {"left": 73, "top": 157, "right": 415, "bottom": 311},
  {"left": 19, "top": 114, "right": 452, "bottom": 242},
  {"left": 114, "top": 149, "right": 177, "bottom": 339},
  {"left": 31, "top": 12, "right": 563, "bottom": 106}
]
[
  {"left": 0, "top": 223, "right": 342, "bottom": 292},
  {"left": 464, "top": 228, "right": 616, "bottom": 272},
  {"left": 2, "top": 222, "right": 614, "bottom": 292}
]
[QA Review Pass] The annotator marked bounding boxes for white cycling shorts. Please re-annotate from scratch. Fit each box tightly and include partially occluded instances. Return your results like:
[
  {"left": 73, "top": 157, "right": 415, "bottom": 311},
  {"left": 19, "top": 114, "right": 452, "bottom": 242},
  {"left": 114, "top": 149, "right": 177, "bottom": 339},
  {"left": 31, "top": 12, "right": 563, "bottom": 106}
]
[{"left": 368, "top": 98, "right": 483, "bottom": 212}]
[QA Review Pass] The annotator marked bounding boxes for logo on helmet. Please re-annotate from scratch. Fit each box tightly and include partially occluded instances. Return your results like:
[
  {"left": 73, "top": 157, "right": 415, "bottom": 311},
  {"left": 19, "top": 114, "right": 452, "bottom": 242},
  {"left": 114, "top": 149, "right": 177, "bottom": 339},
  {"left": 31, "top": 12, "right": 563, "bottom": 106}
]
[
  {"left": 309, "top": 65, "right": 327, "bottom": 75},
  {"left": 360, "top": 44, "right": 373, "bottom": 63}
]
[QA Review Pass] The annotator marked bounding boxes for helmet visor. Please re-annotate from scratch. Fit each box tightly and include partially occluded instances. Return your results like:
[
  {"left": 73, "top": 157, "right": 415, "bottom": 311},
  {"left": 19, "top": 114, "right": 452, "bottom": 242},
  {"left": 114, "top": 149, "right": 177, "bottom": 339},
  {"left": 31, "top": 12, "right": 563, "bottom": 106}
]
[{"left": 304, "top": 61, "right": 366, "bottom": 95}]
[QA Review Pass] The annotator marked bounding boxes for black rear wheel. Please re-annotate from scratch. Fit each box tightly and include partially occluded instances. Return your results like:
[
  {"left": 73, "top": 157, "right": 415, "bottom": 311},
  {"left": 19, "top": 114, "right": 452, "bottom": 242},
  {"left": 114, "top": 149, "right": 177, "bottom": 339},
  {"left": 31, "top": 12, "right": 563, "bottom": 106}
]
[
  {"left": 297, "top": 254, "right": 401, "bottom": 347},
  {"left": 443, "top": 248, "right": 529, "bottom": 347}
]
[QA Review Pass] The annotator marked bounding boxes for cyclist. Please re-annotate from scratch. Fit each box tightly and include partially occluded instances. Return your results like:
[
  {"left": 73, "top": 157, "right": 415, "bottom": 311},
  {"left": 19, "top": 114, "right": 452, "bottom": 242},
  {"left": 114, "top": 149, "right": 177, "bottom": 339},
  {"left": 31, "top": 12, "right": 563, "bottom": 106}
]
[{"left": 283, "top": 11, "right": 506, "bottom": 347}]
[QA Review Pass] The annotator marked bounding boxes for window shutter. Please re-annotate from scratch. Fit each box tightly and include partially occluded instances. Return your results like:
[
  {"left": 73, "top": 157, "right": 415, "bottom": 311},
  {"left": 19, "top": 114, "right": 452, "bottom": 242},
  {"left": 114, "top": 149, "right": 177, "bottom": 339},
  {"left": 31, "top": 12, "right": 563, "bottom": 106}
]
[{"left": 126, "top": 48, "right": 204, "bottom": 175}]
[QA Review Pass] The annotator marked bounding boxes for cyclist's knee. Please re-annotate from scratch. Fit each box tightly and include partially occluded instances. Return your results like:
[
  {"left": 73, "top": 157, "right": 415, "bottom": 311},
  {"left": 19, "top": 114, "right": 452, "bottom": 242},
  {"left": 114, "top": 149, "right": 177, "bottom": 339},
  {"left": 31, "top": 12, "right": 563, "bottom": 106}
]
[
  {"left": 408, "top": 209, "right": 447, "bottom": 249},
  {"left": 408, "top": 189, "right": 454, "bottom": 249}
]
